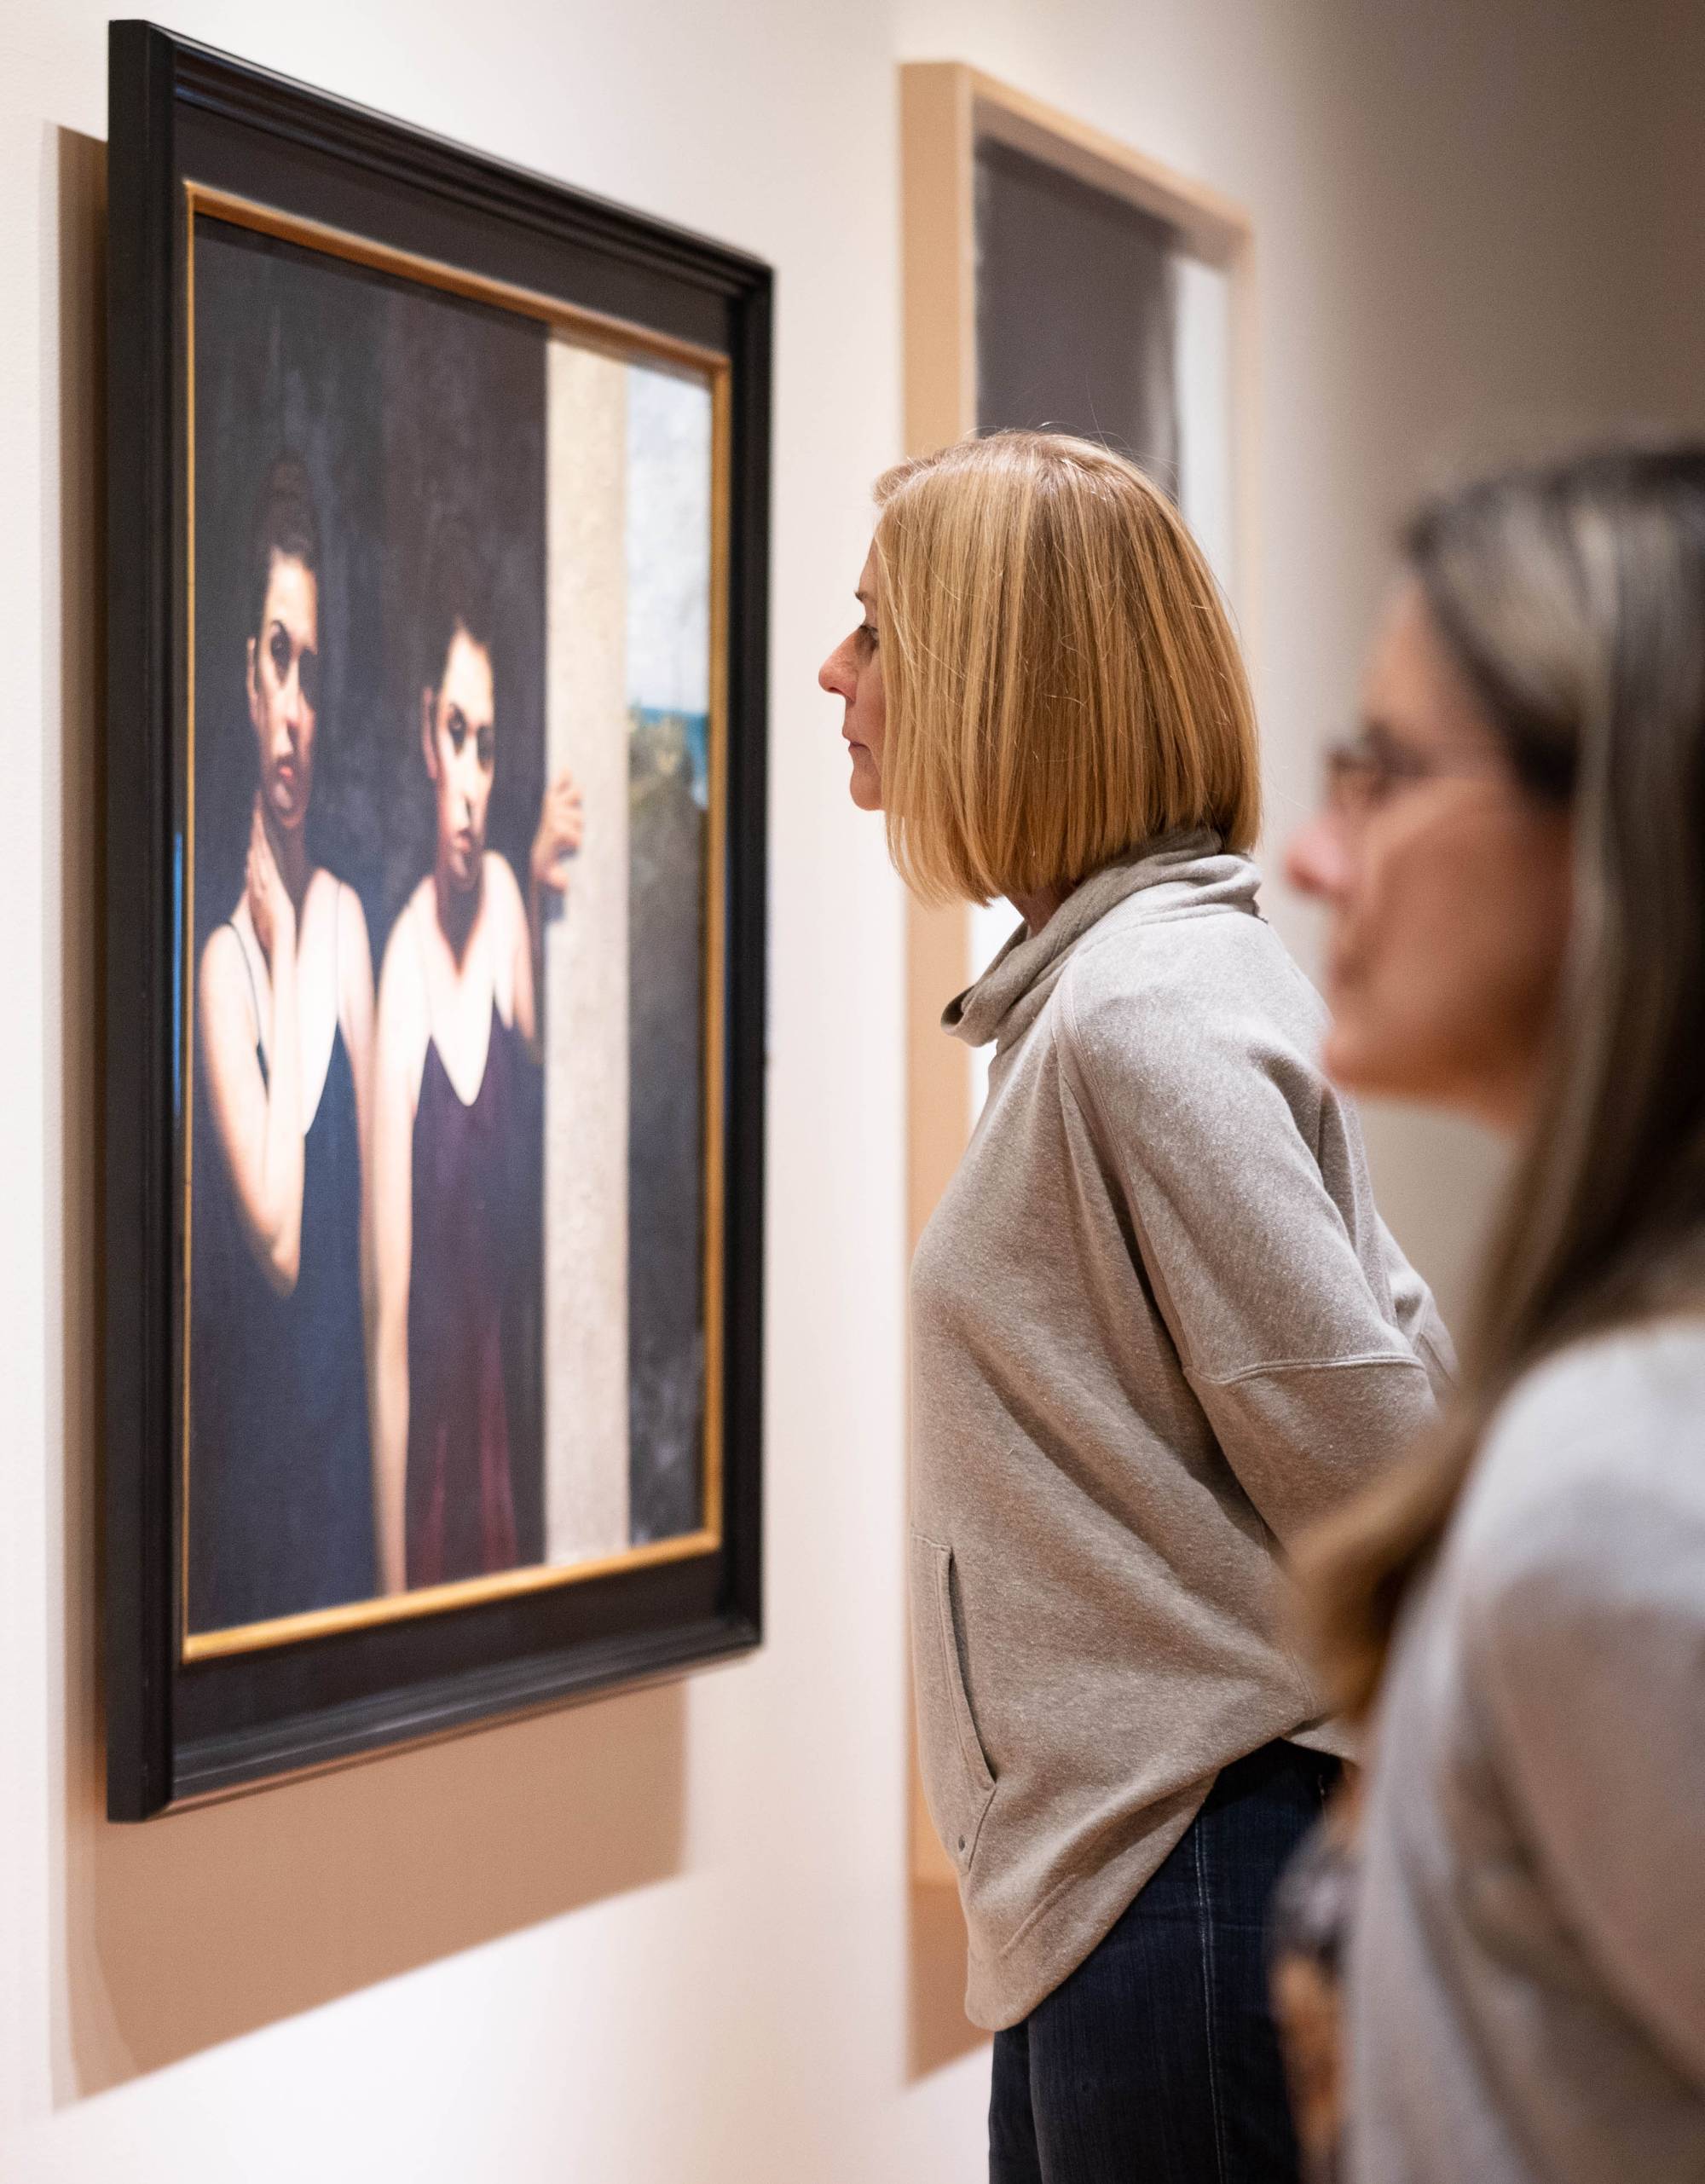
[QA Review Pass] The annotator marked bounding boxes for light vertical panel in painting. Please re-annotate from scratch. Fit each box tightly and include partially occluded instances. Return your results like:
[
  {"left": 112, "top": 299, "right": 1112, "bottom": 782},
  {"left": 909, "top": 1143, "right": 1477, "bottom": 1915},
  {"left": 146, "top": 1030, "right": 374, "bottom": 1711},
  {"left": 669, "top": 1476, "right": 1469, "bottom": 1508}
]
[{"left": 545, "top": 338, "right": 631, "bottom": 1563}]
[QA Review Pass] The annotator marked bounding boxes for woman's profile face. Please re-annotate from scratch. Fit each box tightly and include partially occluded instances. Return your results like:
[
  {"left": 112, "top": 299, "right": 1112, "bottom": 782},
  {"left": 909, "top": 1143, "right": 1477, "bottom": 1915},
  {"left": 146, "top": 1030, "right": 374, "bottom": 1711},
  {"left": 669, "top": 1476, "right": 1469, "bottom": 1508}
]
[
  {"left": 246, "top": 552, "right": 320, "bottom": 832},
  {"left": 423, "top": 623, "right": 496, "bottom": 893},
  {"left": 818, "top": 542, "right": 886, "bottom": 812},
  {"left": 1285, "top": 579, "right": 1572, "bottom": 1132}
]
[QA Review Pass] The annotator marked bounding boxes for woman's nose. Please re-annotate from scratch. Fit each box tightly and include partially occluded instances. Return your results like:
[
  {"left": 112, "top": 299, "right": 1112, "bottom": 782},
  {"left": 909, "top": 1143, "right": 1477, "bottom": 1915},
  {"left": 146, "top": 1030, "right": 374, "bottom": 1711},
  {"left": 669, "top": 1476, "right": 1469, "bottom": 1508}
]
[
  {"left": 1284, "top": 809, "right": 1350, "bottom": 903},
  {"left": 818, "top": 643, "right": 849, "bottom": 698}
]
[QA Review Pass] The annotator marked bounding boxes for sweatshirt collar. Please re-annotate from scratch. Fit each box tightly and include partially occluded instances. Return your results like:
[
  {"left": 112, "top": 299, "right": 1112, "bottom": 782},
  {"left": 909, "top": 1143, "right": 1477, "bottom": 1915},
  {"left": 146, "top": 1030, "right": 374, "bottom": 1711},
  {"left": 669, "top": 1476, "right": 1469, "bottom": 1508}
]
[{"left": 943, "top": 830, "right": 1255, "bottom": 1054}]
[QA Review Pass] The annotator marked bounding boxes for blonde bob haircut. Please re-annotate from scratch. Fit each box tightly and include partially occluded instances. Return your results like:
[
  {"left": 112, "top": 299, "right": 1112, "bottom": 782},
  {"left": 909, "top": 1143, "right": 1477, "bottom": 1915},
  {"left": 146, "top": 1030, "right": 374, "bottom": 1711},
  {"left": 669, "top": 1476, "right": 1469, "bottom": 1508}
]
[{"left": 872, "top": 430, "right": 1259, "bottom": 904}]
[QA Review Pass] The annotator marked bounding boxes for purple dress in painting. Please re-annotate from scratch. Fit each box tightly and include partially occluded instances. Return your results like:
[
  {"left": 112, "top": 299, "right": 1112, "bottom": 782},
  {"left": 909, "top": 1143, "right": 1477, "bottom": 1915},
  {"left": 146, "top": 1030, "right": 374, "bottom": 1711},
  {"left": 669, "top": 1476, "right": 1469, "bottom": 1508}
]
[{"left": 404, "top": 996, "right": 536, "bottom": 1588}]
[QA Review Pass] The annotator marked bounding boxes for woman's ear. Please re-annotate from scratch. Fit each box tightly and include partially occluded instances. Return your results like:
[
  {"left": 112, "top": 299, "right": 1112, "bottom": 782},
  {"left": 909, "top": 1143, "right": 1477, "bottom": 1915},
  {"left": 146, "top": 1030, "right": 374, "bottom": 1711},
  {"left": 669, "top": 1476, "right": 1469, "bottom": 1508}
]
[{"left": 420, "top": 687, "right": 438, "bottom": 780}]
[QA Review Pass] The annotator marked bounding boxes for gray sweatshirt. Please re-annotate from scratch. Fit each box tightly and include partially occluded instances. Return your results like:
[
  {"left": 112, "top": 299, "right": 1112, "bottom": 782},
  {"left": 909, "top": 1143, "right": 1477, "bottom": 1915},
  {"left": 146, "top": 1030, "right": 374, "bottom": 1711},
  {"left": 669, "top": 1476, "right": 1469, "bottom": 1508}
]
[
  {"left": 909, "top": 835, "right": 1453, "bottom": 2031},
  {"left": 1350, "top": 1321, "right": 1705, "bottom": 2183}
]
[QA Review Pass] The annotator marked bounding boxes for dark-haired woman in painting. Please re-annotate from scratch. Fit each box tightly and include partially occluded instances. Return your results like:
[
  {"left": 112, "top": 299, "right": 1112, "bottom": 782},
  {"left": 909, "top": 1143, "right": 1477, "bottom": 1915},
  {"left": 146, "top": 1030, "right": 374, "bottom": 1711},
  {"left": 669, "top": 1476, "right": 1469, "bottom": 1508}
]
[
  {"left": 189, "top": 454, "right": 378, "bottom": 1630},
  {"left": 371, "top": 523, "right": 582, "bottom": 1593}
]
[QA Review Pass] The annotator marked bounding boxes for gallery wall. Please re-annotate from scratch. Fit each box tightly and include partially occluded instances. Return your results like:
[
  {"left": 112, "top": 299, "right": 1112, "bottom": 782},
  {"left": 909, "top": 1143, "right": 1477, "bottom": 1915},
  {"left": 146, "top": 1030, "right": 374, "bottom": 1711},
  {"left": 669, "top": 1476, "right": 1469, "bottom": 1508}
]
[{"left": 0, "top": 1, "right": 1695, "bottom": 2177}]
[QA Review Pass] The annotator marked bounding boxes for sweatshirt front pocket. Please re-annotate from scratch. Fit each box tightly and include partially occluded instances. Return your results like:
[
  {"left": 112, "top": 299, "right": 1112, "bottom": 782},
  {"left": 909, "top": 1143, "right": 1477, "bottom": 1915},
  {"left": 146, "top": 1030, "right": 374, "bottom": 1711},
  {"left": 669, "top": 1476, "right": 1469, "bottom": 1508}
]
[{"left": 909, "top": 1532, "right": 997, "bottom": 1874}]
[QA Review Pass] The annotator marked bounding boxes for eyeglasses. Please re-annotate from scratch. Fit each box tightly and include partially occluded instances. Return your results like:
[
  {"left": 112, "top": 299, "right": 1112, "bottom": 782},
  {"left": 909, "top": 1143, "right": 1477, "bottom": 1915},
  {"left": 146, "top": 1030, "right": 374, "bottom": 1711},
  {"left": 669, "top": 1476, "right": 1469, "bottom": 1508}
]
[{"left": 1321, "top": 731, "right": 1503, "bottom": 823}]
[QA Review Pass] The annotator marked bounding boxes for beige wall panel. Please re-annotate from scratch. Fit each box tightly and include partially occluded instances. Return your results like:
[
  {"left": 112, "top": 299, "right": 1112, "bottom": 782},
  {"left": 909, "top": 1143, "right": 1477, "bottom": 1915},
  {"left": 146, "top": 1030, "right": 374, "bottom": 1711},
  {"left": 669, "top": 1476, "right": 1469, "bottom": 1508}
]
[{"left": 544, "top": 338, "right": 632, "bottom": 1563}]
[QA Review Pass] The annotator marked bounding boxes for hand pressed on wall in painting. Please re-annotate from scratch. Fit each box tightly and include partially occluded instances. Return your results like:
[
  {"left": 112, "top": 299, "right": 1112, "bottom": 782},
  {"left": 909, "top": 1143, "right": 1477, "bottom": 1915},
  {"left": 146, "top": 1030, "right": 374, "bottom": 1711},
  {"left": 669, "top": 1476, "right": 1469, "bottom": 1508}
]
[{"left": 530, "top": 766, "right": 585, "bottom": 910}]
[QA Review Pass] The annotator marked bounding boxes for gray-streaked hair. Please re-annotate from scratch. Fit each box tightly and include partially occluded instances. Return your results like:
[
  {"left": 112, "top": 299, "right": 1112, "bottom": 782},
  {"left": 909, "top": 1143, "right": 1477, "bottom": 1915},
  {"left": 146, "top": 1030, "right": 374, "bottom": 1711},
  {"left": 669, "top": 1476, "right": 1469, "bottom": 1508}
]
[{"left": 1309, "top": 443, "right": 1705, "bottom": 1714}]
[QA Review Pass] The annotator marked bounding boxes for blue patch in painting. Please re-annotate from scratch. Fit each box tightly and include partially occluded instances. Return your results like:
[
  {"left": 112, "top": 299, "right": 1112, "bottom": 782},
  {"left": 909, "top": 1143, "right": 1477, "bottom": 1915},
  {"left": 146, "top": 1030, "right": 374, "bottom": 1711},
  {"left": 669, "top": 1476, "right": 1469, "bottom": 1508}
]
[
  {"left": 173, "top": 831, "right": 185, "bottom": 1119},
  {"left": 631, "top": 706, "right": 710, "bottom": 808}
]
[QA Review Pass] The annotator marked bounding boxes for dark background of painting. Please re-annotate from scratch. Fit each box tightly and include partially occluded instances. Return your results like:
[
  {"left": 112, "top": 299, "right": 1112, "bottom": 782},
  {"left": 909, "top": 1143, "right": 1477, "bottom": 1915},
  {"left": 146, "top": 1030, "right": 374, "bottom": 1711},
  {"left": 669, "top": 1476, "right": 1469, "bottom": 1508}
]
[
  {"left": 191, "top": 218, "right": 547, "bottom": 979},
  {"left": 189, "top": 218, "right": 548, "bottom": 1604}
]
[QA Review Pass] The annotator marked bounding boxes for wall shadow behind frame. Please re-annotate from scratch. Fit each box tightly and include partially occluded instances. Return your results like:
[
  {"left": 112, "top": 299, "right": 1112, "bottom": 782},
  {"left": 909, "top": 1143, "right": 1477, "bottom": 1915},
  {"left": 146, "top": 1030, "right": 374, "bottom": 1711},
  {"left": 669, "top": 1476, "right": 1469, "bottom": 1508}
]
[{"left": 46, "top": 117, "right": 696, "bottom": 2096}]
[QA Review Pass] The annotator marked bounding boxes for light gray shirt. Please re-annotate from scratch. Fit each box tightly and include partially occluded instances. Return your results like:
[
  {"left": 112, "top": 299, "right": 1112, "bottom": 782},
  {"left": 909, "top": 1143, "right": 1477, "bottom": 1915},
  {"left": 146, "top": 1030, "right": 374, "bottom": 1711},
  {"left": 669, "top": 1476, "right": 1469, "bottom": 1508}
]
[
  {"left": 1350, "top": 1320, "right": 1705, "bottom": 2182},
  {"left": 910, "top": 835, "right": 1452, "bottom": 2030}
]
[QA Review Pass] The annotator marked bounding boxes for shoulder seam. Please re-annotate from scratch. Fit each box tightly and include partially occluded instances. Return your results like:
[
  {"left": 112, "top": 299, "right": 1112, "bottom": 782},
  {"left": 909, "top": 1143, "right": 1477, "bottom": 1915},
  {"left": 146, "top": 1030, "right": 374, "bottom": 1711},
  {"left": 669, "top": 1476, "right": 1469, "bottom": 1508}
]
[{"left": 1191, "top": 1352, "right": 1434, "bottom": 1391}]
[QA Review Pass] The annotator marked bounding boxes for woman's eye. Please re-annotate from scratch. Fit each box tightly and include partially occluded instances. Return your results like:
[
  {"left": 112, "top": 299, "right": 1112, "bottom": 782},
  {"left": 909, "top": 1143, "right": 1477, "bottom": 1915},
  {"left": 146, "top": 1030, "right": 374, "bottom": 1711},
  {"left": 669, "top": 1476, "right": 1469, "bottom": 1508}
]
[
  {"left": 448, "top": 715, "right": 466, "bottom": 754},
  {"left": 859, "top": 622, "right": 878, "bottom": 650},
  {"left": 270, "top": 628, "right": 290, "bottom": 679},
  {"left": 1371, "top": 748, "right": 1427, "bottom": 800}
]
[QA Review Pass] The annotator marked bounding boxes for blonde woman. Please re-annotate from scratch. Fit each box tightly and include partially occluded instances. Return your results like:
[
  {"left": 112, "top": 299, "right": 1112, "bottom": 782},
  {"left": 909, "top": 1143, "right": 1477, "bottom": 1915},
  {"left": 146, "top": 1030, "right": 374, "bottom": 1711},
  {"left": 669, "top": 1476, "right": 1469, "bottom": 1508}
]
[
  {"left": 820, "top": 432, "right": 1453, "bottom": 2183},
  {"left": 1286, "top": 445, "right": 1705, "bottom": 2182}
]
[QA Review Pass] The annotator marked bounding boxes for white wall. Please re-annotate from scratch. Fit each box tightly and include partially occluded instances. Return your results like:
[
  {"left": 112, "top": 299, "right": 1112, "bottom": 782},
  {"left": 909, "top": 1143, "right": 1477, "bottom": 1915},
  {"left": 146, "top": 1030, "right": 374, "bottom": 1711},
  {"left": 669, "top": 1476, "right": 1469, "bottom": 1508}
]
[{"left": 0, "top": 3, "right": 1690, "bottom": 2179}]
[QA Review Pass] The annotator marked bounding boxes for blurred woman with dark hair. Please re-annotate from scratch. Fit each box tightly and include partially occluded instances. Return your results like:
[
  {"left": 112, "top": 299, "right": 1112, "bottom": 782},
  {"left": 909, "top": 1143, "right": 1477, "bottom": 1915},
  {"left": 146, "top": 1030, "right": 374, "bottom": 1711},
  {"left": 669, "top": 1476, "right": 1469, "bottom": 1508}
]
[
  {"left": 1286, "top": 444, "right": 1705, "bottom": 2181},
  {"left": 190, "top": 454, "right": 378, "bottom": 1627},
  {"left": 370, "top": 520, "right": 582, "bottom": 1594}
]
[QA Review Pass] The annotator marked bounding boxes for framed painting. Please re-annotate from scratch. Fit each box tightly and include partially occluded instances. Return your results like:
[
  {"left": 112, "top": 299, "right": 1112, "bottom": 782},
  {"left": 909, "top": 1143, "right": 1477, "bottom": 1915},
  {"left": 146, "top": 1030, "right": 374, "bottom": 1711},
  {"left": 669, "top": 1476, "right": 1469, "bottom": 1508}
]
[{"left": 105, "top": 21, "right": 770, "bottom": 1817}]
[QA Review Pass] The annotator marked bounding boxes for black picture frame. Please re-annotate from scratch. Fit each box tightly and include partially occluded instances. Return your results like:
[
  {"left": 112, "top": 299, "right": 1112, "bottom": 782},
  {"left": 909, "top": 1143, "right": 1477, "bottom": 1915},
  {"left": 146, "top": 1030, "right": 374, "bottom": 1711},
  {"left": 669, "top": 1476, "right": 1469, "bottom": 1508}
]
[{"left": 105, "top": 20, "right": 770, "bottom": 1819}]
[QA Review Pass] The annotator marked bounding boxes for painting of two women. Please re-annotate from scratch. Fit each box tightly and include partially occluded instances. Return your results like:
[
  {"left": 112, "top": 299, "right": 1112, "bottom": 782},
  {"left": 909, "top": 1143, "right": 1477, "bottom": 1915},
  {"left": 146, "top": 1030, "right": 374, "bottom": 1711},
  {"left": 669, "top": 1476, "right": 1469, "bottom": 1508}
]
[{"left": 185, "top": 213, "right": 715, "bottom": 1641}]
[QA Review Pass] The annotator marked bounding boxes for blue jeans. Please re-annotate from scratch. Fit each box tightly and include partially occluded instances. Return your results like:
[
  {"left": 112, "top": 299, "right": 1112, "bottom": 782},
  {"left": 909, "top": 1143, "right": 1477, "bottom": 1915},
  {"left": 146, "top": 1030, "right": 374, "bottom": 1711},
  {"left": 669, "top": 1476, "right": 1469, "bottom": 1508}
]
[{"left": 989, "top": 1740, "right": 1338, "bottom": 2184}]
